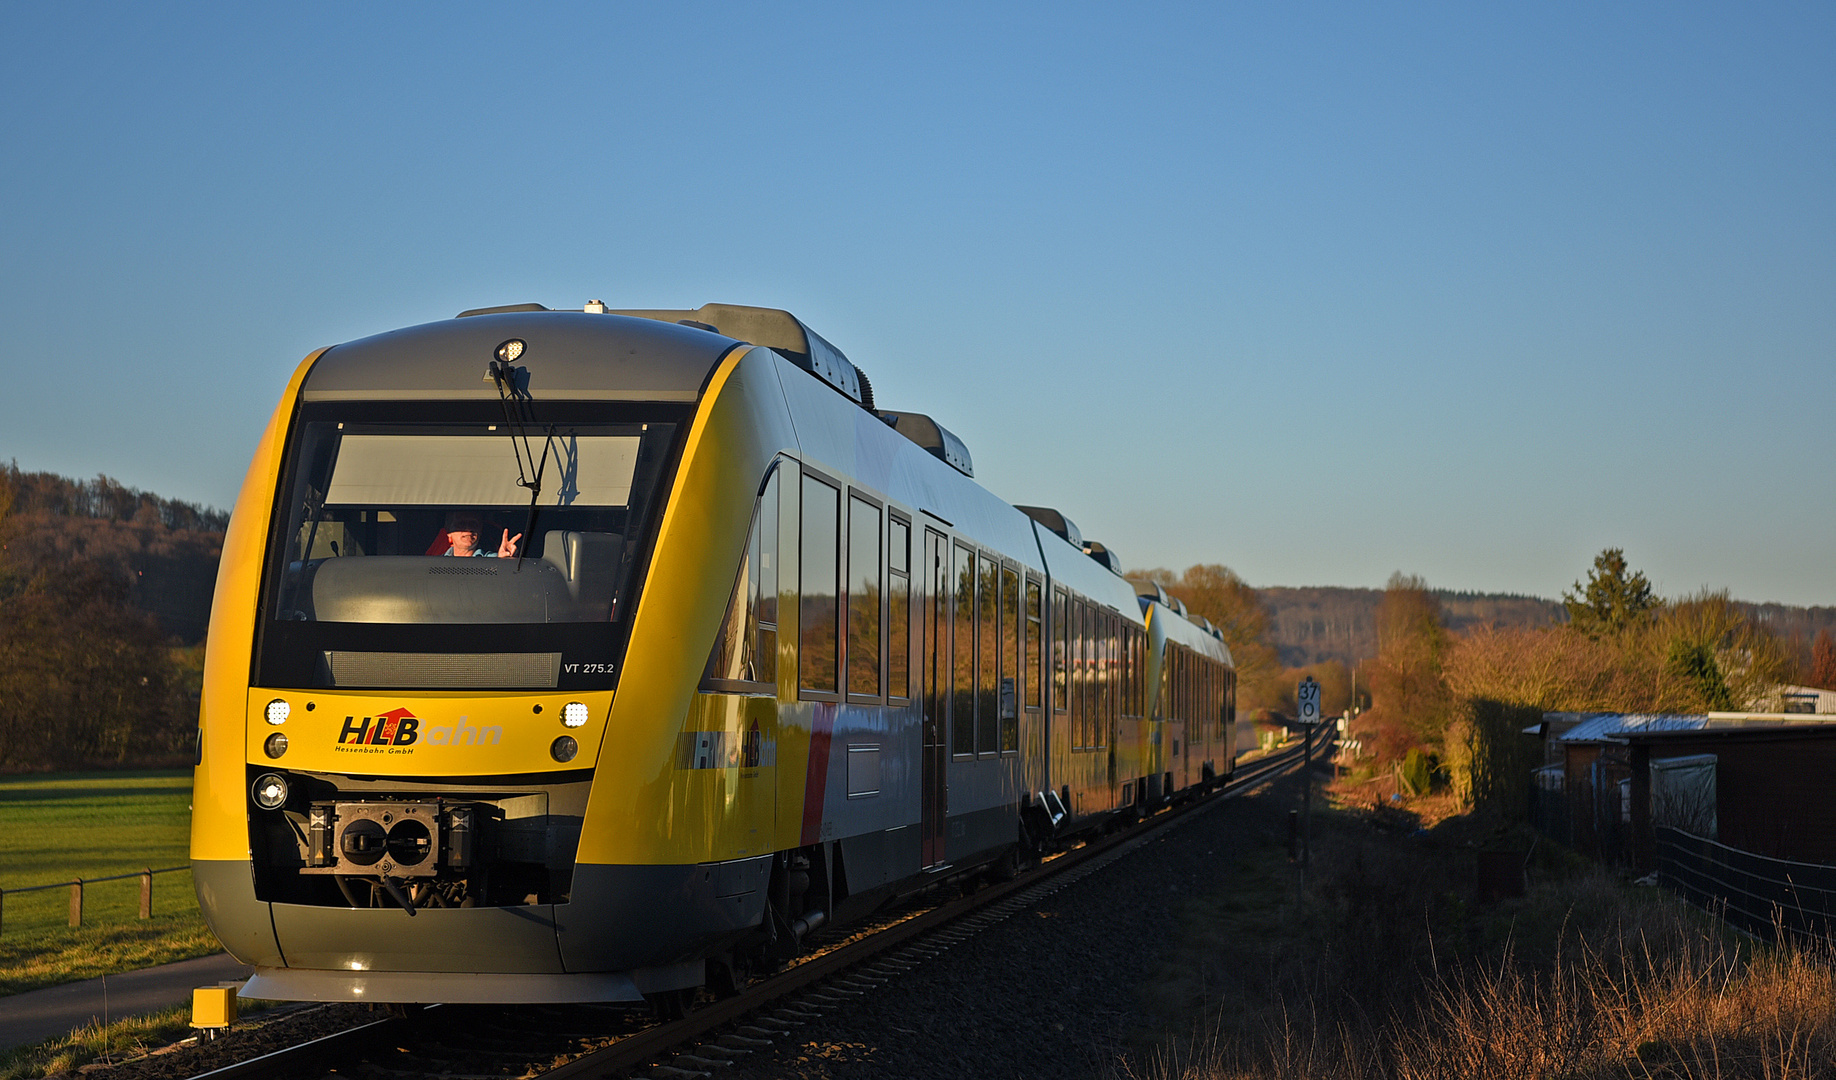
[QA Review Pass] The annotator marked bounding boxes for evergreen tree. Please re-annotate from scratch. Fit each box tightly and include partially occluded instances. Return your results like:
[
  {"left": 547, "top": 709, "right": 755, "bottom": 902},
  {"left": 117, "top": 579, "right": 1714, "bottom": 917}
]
[
  {"left": 1667, "top": 639, "right": 1735, "bottom": 711},
  {"left": 1563, "top": 548, "right": 1656, "bottom": 636}
]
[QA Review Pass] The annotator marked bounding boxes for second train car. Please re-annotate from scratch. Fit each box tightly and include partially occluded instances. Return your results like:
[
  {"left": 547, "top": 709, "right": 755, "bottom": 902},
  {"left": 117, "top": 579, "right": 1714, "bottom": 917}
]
[{"left": 192, "top": 301, "right": 1237, "bottom": 1007}]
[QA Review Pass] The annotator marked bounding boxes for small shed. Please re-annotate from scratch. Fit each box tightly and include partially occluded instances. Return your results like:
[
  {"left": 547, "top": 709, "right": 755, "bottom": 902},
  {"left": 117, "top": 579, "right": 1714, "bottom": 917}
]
[
  {"left": 1624, "top": 723, "right": 1836, "bottom": 868},
  {"left": 1529, "top": 712, "right": 1611, "bottom": 766},
  {"left": 1752, "top": 684, "right": 1836, "bottom": 715},
  {"left": 1537, "top": 713, "right": 1709, "bottom": 860}
]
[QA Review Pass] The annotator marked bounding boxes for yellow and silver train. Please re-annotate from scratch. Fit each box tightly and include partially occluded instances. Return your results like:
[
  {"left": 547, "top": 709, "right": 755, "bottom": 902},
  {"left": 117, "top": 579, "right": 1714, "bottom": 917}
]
[{"left": 192, "top": 302, "right": 1236, "bottom": 1007}]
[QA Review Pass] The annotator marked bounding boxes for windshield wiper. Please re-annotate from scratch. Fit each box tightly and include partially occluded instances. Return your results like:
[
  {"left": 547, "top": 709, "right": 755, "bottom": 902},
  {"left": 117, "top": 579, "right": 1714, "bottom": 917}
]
[
  {"left": 278, "top": 437, "right": 343, "bottom": 617},
  {"left": 486, "top": 357, "right": 555, "bottom": 570}
]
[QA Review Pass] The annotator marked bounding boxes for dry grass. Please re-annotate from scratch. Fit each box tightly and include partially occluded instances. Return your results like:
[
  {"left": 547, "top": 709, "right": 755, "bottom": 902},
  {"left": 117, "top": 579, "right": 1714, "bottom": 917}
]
[
  {"left": 0, "top": 1000, "right": 280, "bottom": 1080},
  {"left": 0, "top": 1004, "right": 194, "bottom": 1080},
  {"left": 1127, "top": 790, "right": 1836, "bottom": 1080}
]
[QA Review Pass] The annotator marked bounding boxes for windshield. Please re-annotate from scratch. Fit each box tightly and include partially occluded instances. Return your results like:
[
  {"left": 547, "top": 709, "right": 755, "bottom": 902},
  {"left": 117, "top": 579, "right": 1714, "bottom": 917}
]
[{"left": 257, "top": 403, "right": 681, "bottom": 690}]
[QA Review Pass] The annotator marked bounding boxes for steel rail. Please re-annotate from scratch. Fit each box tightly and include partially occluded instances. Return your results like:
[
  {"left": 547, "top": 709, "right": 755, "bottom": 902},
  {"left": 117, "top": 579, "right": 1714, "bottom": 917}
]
[{"left": 183, "top": 1011, "right": 403, "bottom": 1080}]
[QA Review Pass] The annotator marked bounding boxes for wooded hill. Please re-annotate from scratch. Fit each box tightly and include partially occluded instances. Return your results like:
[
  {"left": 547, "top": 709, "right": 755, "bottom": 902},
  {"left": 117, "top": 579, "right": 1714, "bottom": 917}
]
[
  {"left": 1262, "top": 587, "right": 1563, "bottom": 668},
  {"left": 1, "top": 465, "right": 225, "bottom": 644},
  {"left": 0, "top": 466, "right": 226, "bottom": 769},
  {"left": 1262, "top": 585, "right": 1836, "bottom": 670}
]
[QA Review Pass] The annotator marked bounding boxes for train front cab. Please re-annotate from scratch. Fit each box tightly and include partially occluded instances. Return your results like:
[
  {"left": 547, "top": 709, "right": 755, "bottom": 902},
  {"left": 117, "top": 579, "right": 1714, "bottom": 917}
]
[{"left": 193, "top": 314, "right": 819, "bottom": 1004}]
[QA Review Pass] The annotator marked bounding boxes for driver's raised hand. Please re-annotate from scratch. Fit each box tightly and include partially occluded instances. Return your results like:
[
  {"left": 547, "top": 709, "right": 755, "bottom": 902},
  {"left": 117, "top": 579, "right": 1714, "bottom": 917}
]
[{"left": 499, "top": 532, "right": 523, "bottom": 558}]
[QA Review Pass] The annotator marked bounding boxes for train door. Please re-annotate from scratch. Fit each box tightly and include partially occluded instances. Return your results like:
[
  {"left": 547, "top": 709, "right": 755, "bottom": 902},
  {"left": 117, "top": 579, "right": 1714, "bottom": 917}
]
[{"left": 921, "top": 528, "right": 949, "bottom": 867}]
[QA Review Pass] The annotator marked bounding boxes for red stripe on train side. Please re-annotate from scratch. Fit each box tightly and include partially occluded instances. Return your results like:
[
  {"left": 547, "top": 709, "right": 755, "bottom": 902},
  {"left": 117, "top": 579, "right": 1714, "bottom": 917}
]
[{"left": 799, "top": 703, "right": 838, "bottom": 846}]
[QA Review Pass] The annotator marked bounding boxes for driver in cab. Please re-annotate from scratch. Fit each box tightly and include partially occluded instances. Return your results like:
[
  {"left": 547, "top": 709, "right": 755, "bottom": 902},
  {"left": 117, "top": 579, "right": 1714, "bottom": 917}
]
[{"left": 443, "top": 511, "right": 522, "bottom": 558}]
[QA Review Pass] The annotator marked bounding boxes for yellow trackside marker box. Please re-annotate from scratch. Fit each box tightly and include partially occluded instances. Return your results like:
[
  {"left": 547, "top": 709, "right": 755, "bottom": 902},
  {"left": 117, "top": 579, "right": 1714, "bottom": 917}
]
[{"left": 191, "top": 985, "right": 237, "bottom": 1029}]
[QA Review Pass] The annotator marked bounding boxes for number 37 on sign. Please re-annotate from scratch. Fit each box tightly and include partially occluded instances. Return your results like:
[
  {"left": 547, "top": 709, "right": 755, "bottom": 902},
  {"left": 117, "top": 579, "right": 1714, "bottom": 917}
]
[{"left": 1297, "top": 676, "right": 1321, "bottom": 725}]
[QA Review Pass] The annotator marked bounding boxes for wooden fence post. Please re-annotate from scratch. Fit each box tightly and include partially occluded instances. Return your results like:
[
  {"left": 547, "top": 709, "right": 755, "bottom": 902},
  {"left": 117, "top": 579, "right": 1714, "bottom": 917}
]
[
  {"left": 140, "top": 869, "right": 154, "bottom": 919},
  {"left": 69, "top": 879, "right": 83, "bottom": 928}
]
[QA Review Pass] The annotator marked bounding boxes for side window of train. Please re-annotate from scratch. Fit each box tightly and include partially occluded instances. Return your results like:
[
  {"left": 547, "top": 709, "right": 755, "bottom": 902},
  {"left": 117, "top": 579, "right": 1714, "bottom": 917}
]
[
  {"left": 1167, "top": 646, "right": 1180, "bottom": 722},
  {"left": 1200, "top": 662, "right": 1210, "bottom": 739},
  {"left": 1119, "top": 620, "right": 1131, "bottom": 718},
  {"left": 924, "top": 529, "right": 947, "bottom": 718},
  {"left": 1205, "top": 663, "right": 1215, "bottom": 739},
  {"left": 1088, "top": 609, "right": 1103, "bottom": 749},
  {"left": 1182, "top": 646, "right": 1197, "bottom": 720},
  {"left": 1085, "top": 601, "right": 1099, "bottom": 749},
  {"left": 1052, "top": 587, "right": 1069, "bottom": 715},
  {"left": 1134, "top": 627, "right": 1146, "bottom": 718},
  {"left": 888, "top": 515, "right": 911, "bottom": 701},
  {"left": 846, "top": 493, "right": 882, "bottom": 701},
  {"left": 799, "top": 472, "right": 841, "bottom": 699},
  {"left": 1072, "top": 598, "right": 1089, "bottom": 750},
  {"left": 1088, "top": 608, "right": 1102, "bottom": 750},
  {"left": 977, "top": 553, "right": 999, "bottom": 755},
  {"left": 1214, "top": 664, "right": 1222, "bottom": 739},
  {"left": 952, "top": 542, "right": 976, "bottom": 757},
  {"left": 1188, "top": 652, "right": 1197, "bottom": 724},
  {"left": 1067, "top": 596, "right": 1082, "bottom": 747},
  {"left": 999, "top": 563, "right": 1019, "bottom": 753},
  {"left": 1097, "top": 608, "right": 1111, "bottom": 749},
  {"left": 1126, "top": 625, "right": 1141, "bottom": 718},
  {"left": 1194, "top": 657, "right": 1203, "bottom": 731},
  {"left": 1024, "top": 576, "right": 1042, "bottom": 712},
  {"left": 1169, "top": 648, "right": 1180, "bottom": 721},
  {"left": 1157, "top": 641, "right": 1169, "bottom": 720},
  {"left": 701, "top": 466, "right": 779, "bottom": 694},
  {"left": 1094, "top": 613, "right": 1108, "bottom": 745}
]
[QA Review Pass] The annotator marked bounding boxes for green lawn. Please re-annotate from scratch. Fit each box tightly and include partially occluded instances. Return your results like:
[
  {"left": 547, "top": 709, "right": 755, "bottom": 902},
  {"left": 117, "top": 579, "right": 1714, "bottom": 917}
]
[{"left": 0, "top": 771, "right": 224, "bottom": 995}]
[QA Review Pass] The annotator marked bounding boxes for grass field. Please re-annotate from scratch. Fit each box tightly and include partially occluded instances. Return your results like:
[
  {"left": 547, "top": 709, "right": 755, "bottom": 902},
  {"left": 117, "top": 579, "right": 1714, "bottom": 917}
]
[{"left": 0, "top": 771, "right": 222, "bottom": 995}]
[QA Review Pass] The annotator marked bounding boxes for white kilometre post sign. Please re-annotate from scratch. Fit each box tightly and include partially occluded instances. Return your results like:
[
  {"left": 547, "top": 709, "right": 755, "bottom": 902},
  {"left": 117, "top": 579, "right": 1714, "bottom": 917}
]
[
  {"left": 1297, "top": 675, "right": 1320, "bottom": 866},
  {"left": 1297, "top": 675, "right": 1321, "bottom": 727}
]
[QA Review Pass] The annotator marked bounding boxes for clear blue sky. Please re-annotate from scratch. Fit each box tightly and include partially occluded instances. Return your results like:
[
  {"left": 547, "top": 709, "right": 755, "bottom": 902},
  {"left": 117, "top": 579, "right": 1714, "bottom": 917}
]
[{"left": 3, "top": 3, "right": 1831, "bottom": 605}]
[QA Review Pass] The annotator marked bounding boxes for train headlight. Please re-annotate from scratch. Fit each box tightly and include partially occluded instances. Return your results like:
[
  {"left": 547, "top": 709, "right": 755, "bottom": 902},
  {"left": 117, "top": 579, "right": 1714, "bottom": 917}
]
[
  {"left": 265, "top": 699, "right": 290, "bottom": 725},
  {"left": 550, "top": 736, "right": 579, "bottom": 763},
  {"left": 562, "top": 702, "right": 589, "bottom": 728},
  {"left": 252, "top": 772, "right": 289, "bottom": 810},
  {"left": 495, "top": 338, "right": 526, "bottom": 363},
  {"left": 264, "top": 732, "right": 289, "bottom": 759}
]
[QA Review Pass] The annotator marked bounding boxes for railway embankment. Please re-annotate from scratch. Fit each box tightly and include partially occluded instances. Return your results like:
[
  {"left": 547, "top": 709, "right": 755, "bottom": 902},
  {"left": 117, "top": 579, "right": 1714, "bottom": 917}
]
[
  {"left": 14, "top": 748, "right": 1829, "bottom": 1080},
  {"left": 1128, "top": 781, "right": 1836, "bottom": 1080}
]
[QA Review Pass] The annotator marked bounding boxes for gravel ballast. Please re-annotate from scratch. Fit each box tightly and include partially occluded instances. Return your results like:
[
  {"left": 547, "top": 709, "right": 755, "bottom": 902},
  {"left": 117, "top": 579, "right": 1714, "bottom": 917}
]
[{"left": 720, "top": 774, "right": 1300, "bottom": 1080}]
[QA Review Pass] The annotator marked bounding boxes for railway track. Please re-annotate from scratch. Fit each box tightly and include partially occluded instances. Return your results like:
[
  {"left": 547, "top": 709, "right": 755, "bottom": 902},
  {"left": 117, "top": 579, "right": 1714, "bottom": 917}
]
[{"left": 178, "top": 737, "right": 1327, "bottom": 1080}]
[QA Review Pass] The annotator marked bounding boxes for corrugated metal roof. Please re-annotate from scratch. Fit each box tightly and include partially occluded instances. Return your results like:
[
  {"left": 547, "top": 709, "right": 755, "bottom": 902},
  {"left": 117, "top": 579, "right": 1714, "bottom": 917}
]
[{"left": 1554, "top": 713, "right": 1709, "bottom": 743}]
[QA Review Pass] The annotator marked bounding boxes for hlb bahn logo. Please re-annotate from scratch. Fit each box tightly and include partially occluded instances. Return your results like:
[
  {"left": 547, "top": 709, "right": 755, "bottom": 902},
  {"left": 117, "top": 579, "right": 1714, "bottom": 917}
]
[
  {"left": 333, "top": 708, "right": 504, "bottom": 753},
  {"left": 338, "top": 707, "right": 419, "bottom": 749}
]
